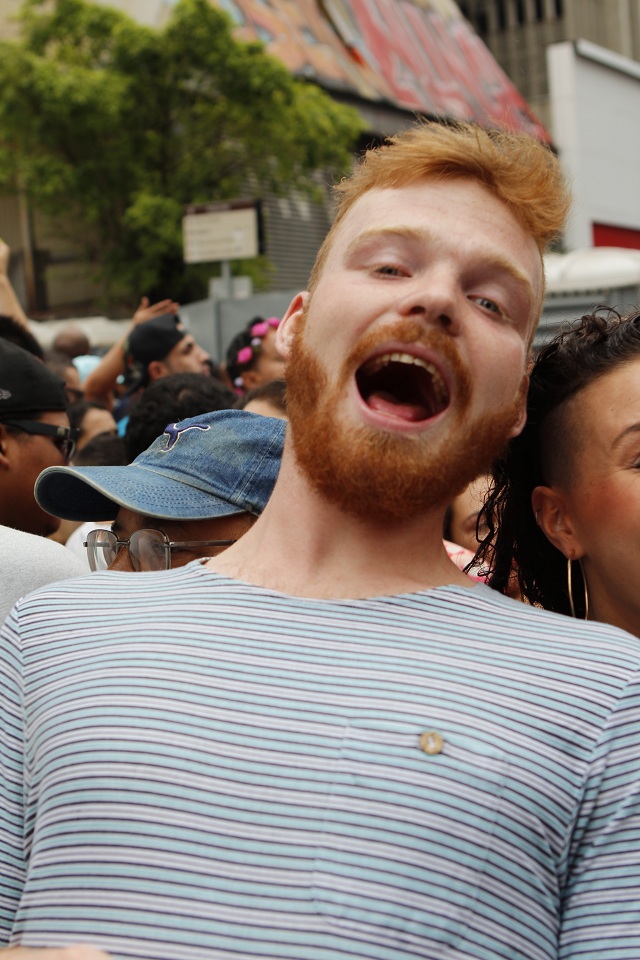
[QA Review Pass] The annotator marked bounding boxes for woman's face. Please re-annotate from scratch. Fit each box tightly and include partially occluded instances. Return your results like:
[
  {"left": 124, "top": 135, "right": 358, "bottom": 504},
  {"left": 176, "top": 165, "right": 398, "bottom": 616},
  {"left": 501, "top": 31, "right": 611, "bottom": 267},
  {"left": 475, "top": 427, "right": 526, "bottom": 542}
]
[
  {"left": 253, "top": 330, "right": 286, "bottom": 386},
  {"left": 551, "top": 357, "right": 640, "bottom": 635},
  {"left": 448, "top": 475, "right": 491, "bottom": 554}
]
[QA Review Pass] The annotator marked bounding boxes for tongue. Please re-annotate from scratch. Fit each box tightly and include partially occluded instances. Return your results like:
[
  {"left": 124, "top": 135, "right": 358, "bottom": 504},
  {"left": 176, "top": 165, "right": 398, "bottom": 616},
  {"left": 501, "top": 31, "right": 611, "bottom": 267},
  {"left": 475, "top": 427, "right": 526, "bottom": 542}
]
[{"left": 368, "top": 390, "right": 428, "bottom": 422}]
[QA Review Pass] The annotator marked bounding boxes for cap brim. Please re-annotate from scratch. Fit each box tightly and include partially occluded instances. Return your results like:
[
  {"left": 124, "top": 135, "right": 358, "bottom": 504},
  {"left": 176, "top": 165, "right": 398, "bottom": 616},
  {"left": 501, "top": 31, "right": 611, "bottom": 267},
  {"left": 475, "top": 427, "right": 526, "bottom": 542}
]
[{"left": 35, "top": 464, "right": 247, "bottom": 523}]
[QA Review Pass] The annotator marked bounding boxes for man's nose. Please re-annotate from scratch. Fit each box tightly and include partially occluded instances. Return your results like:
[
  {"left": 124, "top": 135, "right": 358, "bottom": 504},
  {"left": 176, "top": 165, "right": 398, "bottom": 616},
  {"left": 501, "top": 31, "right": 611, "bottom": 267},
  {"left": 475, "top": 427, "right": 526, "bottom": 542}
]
[
  {"left": 108, "top": 548, "right": 134, "bottom": 572},
  {"left": 397, "top": 272, "right": 461, "bottom": 334}
]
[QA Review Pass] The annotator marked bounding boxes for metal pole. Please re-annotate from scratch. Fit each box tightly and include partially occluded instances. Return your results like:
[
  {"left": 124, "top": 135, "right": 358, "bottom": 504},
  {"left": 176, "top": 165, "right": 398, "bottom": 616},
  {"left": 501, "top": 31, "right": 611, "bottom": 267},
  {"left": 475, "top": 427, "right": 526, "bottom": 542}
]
[{"left": 221, "top": 260, "right": 232, "bottom": 298}]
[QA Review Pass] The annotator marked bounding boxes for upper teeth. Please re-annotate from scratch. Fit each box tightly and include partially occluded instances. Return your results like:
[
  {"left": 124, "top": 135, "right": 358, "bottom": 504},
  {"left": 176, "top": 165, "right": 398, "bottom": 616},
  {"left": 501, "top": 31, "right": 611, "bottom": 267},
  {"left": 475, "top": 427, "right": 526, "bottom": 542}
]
[
  {"left": 362, "top": 352, "right": 448, "bottom": 401},
  {"left": 366, "top": 352, "right": 432, "bottom": 373}
]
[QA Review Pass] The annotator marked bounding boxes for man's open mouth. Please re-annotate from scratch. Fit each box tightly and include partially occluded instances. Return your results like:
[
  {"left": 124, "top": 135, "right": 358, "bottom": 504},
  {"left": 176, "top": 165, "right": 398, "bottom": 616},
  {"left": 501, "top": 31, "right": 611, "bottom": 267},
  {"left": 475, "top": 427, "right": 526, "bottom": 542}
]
[{"left": 355, "top": 352, "right": 450, "bottom": 423}]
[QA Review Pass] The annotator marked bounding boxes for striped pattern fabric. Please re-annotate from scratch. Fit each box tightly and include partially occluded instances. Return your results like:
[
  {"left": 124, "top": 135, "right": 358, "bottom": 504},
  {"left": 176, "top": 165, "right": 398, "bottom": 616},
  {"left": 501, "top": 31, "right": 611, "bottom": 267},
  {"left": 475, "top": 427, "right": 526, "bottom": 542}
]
[{"left": 2, "top": 562, "right": 640, "bottom": 959}]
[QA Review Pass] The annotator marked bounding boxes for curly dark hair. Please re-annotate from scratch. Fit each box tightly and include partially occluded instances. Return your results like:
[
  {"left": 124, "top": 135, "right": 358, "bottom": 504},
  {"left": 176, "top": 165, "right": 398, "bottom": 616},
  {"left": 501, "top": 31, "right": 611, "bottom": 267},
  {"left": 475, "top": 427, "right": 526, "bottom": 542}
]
[
  {"left": 476, "top": 307, "right": 640, "bottom": 615},
  {"left": 125, "top": 372, "right": 236, "bottom": 460}
]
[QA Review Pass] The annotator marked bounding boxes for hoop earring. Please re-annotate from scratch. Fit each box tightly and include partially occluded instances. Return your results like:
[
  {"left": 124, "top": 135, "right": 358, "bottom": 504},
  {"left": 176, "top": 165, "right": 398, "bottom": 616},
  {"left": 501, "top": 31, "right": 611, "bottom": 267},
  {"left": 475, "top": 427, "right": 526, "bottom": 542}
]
[{"left": 567, "top": 557, "right": 589, "bottom": 620}]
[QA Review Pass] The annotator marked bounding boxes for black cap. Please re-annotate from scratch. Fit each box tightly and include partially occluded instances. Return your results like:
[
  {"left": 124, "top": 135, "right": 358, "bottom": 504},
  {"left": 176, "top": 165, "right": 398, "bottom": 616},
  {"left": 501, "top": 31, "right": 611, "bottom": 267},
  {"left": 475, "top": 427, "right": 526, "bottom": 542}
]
[
  {"left": 0, "top": 339, "right": 67, "bottom": 418},
  {"left": 124, "top": 314, "right": 186, "bottom": 369}
]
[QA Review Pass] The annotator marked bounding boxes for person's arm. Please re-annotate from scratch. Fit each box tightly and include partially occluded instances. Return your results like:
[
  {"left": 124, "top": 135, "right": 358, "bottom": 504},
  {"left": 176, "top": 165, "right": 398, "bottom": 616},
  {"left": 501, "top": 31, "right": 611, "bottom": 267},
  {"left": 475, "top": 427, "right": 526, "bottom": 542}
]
[
  {"left": 82, "top": 297, "right": 179, "bottom": 408},
  {"left": 559, "top": 662, "right": 640, "bottom": 957},
  {"left": 0, "top": 601, "right": 110, "bottom": 960},
  {"left": 0, "top": 241, "right": 30, "bottom": 329}
]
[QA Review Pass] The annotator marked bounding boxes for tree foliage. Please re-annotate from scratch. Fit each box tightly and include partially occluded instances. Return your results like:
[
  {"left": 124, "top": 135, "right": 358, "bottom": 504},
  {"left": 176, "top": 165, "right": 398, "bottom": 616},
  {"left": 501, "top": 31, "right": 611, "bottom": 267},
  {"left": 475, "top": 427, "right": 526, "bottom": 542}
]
[{"left": 0, "top": 0, "right": 364, "bottom": 305}]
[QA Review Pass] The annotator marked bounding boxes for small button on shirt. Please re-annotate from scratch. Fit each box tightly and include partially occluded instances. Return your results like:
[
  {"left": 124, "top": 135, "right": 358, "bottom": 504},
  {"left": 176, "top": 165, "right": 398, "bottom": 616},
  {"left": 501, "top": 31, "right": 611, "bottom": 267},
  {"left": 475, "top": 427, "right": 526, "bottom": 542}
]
[{"left": 419, "top": 731, "right": 444, "bottom": 755}]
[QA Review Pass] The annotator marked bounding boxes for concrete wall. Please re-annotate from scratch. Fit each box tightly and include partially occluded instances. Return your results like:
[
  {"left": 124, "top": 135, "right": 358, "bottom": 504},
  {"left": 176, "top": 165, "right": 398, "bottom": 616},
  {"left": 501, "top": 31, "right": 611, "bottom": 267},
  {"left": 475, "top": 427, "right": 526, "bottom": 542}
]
[{"left": 548, "top": 39, "right": 640, "bottom": 250}]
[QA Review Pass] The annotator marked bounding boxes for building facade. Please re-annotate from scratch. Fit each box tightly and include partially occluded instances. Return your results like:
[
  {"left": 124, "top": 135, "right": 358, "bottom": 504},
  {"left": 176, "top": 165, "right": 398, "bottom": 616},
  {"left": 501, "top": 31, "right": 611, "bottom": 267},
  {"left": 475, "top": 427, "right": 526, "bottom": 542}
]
[
  {"left": 459, "top": 0, "right": 640, "bottom": 128},
  {"left": 0, "top": 0, "right": 552, "bottom": 314}
]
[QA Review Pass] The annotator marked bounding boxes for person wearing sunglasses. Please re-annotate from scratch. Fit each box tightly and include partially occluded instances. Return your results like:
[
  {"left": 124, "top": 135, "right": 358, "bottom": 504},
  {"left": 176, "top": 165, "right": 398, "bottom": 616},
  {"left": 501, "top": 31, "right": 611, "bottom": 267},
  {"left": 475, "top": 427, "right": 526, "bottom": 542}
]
[
  {"left": 0, "top": 338, "right": 79, "bottom": 538},
  {"left": 0, "top": 338, "right": 86, "bottom": 622},
  {"left": 35, "top": 408, "right": 285, "bottom": 572}
]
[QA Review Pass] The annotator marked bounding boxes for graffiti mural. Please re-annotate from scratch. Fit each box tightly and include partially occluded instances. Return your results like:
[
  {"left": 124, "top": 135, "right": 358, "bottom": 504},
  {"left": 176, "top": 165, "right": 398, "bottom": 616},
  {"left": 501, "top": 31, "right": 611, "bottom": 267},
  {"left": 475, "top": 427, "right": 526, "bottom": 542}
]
[{"left": 218, "top": 0, "right": 548, "bottom": 139}]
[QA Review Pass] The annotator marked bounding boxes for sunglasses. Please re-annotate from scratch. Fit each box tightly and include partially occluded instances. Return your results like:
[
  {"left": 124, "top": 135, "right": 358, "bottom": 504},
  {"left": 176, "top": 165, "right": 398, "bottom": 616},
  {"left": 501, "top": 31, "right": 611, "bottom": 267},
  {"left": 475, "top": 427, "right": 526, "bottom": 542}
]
[
  {"left": 2, "top": 419, "right": 80, "bottom": 464},
  {"left": 84, "top": 527, "right": 236, "bottom": 572}
]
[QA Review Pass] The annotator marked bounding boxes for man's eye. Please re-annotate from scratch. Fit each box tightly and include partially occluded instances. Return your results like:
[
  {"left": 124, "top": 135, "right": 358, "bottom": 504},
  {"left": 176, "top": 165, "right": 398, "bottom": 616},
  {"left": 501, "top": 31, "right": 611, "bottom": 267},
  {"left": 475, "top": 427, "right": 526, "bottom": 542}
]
[
  {"left": 374, "top": 265, "right": 404, "bottom": 277},
  {"left": 470, "top": 295, "right": 504, "bottom": 316}
]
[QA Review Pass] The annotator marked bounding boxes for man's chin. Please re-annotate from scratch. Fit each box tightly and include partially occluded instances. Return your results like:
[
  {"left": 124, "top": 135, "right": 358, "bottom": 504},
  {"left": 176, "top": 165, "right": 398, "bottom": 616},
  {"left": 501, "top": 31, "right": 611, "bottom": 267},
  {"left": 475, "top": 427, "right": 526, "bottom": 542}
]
[
  {"left": 292, "top": 393, "right": 519, "bottom": 523},
  {"left": 295, "top": 415, "right": 469, "bottom": 523}
]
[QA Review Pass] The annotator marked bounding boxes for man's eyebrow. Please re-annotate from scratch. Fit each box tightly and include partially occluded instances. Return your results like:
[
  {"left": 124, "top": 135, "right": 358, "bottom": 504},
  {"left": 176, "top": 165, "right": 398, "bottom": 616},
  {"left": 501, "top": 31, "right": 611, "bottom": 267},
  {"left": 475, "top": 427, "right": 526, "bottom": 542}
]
[
  {"left": 344, "top": 226, "right": 536, "bottom": 300},
  {"left": 344, "top": 227, "right": 423, "bottom": 257},
  {"left": 612, "top": 422, "right": 640, "bottom": 448},
  {"left": 138, "top": 517, "right": 168, "bottom": 535},
  {"left": 477, "top": 252, "right": 536, "bottom": 301}
]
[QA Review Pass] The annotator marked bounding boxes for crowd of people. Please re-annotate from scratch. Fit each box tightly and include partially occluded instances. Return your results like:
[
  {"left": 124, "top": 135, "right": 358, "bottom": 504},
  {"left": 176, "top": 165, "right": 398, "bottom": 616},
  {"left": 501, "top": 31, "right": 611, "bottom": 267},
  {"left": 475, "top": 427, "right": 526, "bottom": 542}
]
[{"left": 1, "top": 119, "right": 640, "bottom": 959}]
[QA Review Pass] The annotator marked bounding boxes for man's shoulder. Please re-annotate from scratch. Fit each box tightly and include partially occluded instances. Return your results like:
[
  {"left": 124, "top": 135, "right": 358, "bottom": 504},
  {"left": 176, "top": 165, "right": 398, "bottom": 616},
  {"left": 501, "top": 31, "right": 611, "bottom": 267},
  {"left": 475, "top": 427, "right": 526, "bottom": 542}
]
[
  {"left": 428, "top": 582, "right": 640, "bottom": 659},
  {"left": 12, "top": 568, "right": 640, "bottom": 661},
  {"left": 0, "top": 523, "right": 87, "bottom": 573},
  {"left": 0, "top": 525, "right": 89, "bottom": 624},
  {"left": 15, "top": 560, "right": 203, "bottom": 606}
]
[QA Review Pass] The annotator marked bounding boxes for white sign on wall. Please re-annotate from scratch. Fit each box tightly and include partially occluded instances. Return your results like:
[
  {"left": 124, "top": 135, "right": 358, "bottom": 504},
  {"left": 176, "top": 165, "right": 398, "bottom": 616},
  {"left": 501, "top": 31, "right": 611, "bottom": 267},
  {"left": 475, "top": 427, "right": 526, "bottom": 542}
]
[{"left": 183, "top": 200, "right": 260, "bottom": 264}]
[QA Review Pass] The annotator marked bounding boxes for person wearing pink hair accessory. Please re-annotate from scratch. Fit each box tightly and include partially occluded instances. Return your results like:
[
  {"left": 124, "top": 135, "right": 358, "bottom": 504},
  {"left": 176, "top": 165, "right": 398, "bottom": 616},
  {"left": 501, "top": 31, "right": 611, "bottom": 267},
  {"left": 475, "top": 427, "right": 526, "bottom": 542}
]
[{"left": 225, "top": 316, "right": 285, "bottom": 394}]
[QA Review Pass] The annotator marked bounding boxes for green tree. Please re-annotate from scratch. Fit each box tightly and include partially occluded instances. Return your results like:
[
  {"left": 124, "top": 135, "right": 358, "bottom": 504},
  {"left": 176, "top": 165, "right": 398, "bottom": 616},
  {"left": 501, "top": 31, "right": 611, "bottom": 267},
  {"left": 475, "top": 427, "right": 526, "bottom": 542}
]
[{"left": 0, "top": 0, "right": 364, "bottom": 306}]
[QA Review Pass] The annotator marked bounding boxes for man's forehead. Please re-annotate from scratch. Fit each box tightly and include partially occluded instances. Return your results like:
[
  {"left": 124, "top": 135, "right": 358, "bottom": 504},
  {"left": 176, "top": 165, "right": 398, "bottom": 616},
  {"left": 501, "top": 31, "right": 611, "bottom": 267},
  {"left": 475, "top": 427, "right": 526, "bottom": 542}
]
[
  {"left": 335, "top": 178, "right": 531, "bottom": 238},
  {"left": 113, "top": 507, "right": 155, "bottom": 532},
  {"left": 329, "top": 180, "right": 541, "bottom": 297},
  {"left": 40, "top": 409, "right": 71, "bottom": 426},
  {"left": 167, "top": 332, "right": 190, "bottom": 354}
]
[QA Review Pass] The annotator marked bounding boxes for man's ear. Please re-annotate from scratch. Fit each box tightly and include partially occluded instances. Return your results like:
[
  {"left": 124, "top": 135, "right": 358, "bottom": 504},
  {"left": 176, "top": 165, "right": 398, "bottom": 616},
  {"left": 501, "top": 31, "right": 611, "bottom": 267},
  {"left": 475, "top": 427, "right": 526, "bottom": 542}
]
[
  {"left": 531, "top": 485, "right": 584, "bottom": 560},
  {"left": 276, "top": 292, "right": 309, "bottom": 360},
  {"left": 0, "top": 423, "right": 12, "bottom": 471},
  {"left": 147, "top": 360, "right": 167, "bottom": 382}
]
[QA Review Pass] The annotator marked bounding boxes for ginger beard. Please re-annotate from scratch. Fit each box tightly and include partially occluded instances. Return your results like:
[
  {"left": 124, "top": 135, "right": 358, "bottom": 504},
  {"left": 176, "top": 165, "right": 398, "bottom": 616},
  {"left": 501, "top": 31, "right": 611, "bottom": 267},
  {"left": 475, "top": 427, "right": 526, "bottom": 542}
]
[{"left": 286, "top": 318, "right": 526, "bottom": 523}]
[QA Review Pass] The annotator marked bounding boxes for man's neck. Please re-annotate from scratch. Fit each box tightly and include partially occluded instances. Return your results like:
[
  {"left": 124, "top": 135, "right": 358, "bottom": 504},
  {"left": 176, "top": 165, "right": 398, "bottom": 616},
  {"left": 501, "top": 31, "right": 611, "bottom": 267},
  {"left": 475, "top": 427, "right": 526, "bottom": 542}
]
[{"left": 206, "top": 444, "right": 475, "bottom": 600}]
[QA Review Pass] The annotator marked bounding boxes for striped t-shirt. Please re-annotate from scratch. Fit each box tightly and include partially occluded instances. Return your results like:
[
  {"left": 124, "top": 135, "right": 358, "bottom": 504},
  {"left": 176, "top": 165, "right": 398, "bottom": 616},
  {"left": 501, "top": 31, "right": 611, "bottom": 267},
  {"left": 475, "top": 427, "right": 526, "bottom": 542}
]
[{"left": 2, "top": 561, "right": 640, "bottom": 959}]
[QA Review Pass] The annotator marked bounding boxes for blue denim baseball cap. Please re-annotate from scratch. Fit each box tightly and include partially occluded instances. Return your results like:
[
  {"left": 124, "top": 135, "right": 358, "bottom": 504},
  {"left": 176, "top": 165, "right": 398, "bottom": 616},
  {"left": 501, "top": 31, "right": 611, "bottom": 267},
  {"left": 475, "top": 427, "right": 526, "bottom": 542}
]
[{"left": 35, "top": 409, "right": 285, "bottom": 522}]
